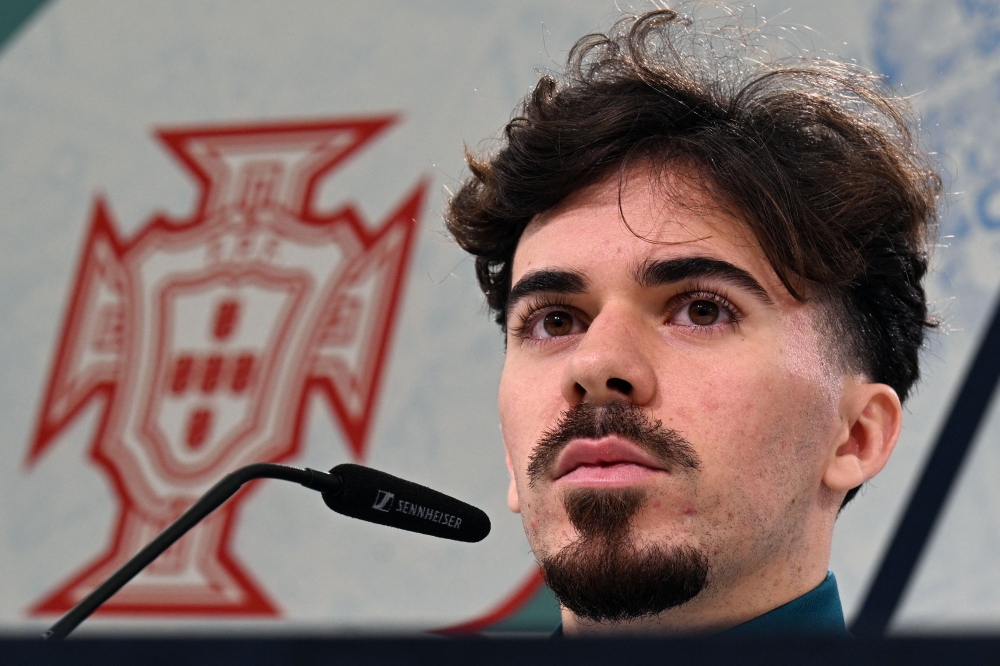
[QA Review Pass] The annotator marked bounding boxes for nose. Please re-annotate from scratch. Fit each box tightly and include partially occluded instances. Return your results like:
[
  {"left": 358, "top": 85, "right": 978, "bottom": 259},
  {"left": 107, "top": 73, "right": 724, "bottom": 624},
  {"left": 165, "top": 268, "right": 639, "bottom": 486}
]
[{"left": 560, "top": 306, "right": 657, "bottom": 407}]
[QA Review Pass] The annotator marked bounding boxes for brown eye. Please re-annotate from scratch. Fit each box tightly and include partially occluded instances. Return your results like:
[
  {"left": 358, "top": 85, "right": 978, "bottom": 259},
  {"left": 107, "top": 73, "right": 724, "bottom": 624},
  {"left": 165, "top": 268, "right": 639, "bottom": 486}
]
[
  {"left": 542, "top": 310, "right": 573, "bottom": 336},
  {"left": 687, "top": 300, "right": 719, "bottom": 326}
]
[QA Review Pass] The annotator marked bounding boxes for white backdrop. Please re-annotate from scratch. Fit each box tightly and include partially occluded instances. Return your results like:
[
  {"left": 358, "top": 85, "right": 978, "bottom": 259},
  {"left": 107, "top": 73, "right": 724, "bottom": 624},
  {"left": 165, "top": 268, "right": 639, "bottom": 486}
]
[{"left": 0, "top": 0, "right": 997, "bottom": 635}]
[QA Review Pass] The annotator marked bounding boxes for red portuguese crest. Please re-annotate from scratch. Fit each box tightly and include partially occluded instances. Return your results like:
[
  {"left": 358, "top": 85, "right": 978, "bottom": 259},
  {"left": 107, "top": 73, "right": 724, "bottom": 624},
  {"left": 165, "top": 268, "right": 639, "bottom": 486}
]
[{"left": 25, "top": 117, "right": 426, "bottom": 616}]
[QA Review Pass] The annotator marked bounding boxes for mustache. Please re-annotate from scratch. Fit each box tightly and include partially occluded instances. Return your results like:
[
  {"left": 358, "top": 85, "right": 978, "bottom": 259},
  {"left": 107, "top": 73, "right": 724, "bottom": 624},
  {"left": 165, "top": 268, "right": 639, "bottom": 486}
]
[{"left": 526, "top": 401, "right": 701, "bottom": 487}]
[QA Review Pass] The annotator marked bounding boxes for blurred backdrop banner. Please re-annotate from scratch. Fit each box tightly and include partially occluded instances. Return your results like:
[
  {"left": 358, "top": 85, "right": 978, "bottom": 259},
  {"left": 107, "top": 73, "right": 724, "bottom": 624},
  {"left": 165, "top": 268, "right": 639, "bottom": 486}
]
[{"left": 2, "top": 0, "right": 1000, "bottom": 636}]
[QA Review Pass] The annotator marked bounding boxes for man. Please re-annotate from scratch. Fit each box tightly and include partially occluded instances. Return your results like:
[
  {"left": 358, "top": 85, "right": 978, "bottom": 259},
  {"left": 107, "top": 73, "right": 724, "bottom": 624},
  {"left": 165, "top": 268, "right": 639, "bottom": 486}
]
[{"left": 446, "top": 7, "right": 939, "bottom": 636}]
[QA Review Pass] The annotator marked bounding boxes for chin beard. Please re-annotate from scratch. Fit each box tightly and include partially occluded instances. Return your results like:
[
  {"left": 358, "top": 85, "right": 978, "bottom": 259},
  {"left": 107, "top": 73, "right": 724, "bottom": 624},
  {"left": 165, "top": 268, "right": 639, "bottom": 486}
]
[{"left": 539, "top": 487, "right": 708, "bottom": 623}]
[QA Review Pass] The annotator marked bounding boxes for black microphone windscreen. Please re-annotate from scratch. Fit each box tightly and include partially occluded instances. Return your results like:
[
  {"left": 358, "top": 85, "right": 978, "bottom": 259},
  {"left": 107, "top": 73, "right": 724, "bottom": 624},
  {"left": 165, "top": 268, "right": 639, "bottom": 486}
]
[{"left": 322, "top": 464, "right": 491, "bottom": 543}]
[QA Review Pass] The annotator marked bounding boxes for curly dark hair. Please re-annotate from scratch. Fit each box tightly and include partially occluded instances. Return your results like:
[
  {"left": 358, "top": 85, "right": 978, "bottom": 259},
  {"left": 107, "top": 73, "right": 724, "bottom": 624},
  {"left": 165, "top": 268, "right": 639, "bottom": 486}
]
[{"left": 445, "top": 7, "right": 940, "bottom": 507}]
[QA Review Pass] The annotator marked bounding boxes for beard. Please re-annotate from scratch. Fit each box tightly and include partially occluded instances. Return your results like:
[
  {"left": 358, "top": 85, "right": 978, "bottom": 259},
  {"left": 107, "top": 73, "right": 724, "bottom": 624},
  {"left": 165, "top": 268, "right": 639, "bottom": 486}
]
[
  {"left": 540, "top": 487, "right": 709, "bottom": 623},
  {"left": 530, "top": 402, "right": 708, "bottom": 623}
]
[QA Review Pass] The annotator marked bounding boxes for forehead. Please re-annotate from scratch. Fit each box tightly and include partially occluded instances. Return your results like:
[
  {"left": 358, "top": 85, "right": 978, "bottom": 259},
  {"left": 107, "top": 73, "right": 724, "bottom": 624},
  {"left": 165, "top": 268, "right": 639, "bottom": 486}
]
[{"left": 512, "top": 168, "right": 782, "bottom": 295}]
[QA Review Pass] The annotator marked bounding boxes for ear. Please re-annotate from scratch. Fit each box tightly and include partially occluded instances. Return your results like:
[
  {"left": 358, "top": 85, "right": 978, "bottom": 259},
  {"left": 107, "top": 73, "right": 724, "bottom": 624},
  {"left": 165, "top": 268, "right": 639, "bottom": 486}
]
[
  {"left": 823, "top": 381, "right": 902, "bottom": 496},
  {"left": 506, "top": 450, "right": 521, "bottom": 513}
]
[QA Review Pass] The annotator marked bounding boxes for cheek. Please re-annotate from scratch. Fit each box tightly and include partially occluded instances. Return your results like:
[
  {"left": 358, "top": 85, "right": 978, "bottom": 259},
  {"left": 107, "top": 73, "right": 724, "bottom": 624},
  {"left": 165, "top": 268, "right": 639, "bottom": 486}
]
[
  {"left": 498, "top": 357, "right": 577, "bottom": 545},
  {"left": 668, "top": 348, "right": 836, "bottom": 507},
  {"left": 661, "top": 356, "right": 770, "bottom": 435},
  {"left": 498, "top": 358, "right": 560, "bottom": 474}
]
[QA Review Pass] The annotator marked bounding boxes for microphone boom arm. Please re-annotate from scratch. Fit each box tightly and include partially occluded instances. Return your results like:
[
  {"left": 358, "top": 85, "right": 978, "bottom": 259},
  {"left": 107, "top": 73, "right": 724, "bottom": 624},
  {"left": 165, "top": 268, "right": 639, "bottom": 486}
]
[{"left": 42, "top": 463, "right": 342, "bottom": 641}]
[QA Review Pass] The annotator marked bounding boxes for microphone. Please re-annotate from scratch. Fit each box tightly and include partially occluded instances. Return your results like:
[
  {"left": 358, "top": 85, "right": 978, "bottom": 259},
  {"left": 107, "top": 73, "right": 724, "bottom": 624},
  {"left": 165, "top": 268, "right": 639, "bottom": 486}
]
[
  {"left": 43, "top": 462, "right": 490, "bottom": 640},
  {"left": 323, "top": 463, "right": 491, "bottom": 543}
]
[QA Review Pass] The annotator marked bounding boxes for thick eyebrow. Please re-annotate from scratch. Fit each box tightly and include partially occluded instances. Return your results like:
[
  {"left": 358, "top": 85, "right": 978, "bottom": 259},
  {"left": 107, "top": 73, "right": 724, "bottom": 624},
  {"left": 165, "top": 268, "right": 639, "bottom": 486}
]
[
  {"left": 632, "top": 256, "right": 773, "bottom": 304},
  {"left": 506, "top": 269, "right": 589, "bottom": 321}
]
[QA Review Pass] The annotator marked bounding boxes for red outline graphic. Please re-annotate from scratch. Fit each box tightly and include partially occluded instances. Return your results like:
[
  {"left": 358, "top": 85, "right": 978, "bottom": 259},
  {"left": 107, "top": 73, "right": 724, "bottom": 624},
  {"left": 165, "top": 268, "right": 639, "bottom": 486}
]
[
  {"left": 434, "top": 568, "right": 547, "bottom": 635},
  {"left": 26, "top": 118, "right": 427, "bottom": 617}
]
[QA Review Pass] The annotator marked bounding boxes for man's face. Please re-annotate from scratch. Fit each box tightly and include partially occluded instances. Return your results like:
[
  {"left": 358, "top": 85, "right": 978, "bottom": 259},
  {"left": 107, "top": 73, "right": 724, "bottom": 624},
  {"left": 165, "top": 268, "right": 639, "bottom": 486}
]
[{"left": 498, "top": 168, "right": 849, "bottom": 624}]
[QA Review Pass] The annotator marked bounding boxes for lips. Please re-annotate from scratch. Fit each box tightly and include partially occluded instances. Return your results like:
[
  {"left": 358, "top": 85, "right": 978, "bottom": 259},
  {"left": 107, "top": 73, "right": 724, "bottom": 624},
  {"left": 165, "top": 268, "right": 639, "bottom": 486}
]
[{"left": 552, "top": 436, "right": 670, "bottom": 486}]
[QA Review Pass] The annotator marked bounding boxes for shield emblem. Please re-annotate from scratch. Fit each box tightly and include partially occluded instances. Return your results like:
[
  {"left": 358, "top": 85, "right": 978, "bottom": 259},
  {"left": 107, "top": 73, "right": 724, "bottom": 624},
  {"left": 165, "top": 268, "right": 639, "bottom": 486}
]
[
  {"left": 26, "top": 118, "right": 427, "bottom": 616},
  {"left": 143, "top": 271, "right": 308, "bottom": 479}
]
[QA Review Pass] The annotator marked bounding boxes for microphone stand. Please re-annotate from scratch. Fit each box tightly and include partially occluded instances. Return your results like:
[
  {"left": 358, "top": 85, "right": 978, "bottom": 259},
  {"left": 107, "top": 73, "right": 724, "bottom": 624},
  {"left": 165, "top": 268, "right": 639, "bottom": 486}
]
[{"left": 42, "top": 463, "right": 342, "bottom": 641}]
